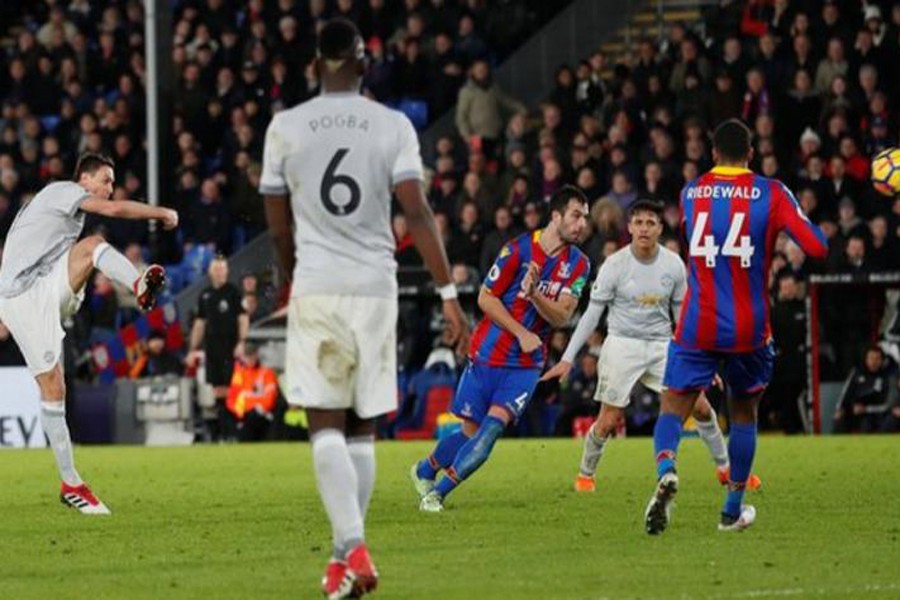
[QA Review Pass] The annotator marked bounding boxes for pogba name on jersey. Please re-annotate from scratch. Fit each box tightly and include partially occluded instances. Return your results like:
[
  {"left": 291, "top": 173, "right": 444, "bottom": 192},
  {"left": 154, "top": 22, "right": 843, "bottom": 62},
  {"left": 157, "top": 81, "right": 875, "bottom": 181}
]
[
  {"left": 685, "top": 184, "right": 762, "bottom": 200},
  {"left": 307, "top": 113, "right": 370, "bottom": 133}
]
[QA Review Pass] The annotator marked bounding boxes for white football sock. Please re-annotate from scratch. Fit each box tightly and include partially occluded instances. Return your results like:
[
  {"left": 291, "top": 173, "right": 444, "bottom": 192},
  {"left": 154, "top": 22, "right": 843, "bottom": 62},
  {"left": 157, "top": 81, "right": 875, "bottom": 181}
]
[
  {"left": 696, "top": 408, "right": 729, "bottom": 467},
  {"left": 311, "top": 429, "right": 364, "bottom": 560},
  {"left": 40, "top": 401, "right": 83, "bottom": 486},
  {"left": 92, "top": 242, "right": 139, "bottom": 290},
  {"left": 578, "top": 423, "right": 608, "bottom": 477},
  {"left": 347, "top": 434, "right": 376, "bottom": 518}
]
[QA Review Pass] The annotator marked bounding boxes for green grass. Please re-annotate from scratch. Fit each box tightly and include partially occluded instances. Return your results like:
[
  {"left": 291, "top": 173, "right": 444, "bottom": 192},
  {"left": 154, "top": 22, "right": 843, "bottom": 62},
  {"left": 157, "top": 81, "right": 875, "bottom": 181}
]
[{"left": 1, "top": 436, "right": 899, "bottom": 599}]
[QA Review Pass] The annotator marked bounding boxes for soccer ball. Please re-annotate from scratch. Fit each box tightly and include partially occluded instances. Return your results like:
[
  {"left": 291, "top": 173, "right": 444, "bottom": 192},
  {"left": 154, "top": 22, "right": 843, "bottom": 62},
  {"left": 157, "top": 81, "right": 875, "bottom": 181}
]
[{"left": 870, "top": 148, "right": 900, "bottom": 196}]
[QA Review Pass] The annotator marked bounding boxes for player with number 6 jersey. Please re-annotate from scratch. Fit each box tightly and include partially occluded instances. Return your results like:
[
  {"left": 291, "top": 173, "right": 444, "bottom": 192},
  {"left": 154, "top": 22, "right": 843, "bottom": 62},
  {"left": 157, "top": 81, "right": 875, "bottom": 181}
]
[
  {"left": 260, "top": 18, "right": 469, "bottom": 600},
  {"left": 645, "top": 119, "right": 827, "bottom": 536}
]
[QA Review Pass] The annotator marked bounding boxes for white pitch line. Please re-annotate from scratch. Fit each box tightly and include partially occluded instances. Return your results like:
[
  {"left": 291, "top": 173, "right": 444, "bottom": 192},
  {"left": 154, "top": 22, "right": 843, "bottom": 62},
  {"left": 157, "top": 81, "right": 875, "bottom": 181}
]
[{"left": 593, "top": 581, "right": 900, "bottom": 600}]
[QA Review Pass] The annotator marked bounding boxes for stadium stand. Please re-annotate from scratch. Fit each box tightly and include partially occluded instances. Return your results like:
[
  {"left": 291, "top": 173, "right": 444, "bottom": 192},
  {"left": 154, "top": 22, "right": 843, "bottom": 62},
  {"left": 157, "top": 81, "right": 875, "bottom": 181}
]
[{"left": 1, "top": 0, "right": 899, "bottom": 436}]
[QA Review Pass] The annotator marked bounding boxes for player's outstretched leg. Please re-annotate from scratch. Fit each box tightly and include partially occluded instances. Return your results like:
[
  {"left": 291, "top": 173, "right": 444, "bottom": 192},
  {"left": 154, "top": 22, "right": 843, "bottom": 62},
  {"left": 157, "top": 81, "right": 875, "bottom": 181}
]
[
  {"left": 68, "top": 236, "right": 166, "bottom": 312},
  {"left": 36, "top": 365, "right": 110, "bottom": 515},
  {"left": 574, "top": 404, "right": 621, "bottom": 492},
  {"left": 420, "top": 411, "right": 507, "bottom": 512},
  {"left": 410, "top": 430, "right": 469, "bottom": 499}
]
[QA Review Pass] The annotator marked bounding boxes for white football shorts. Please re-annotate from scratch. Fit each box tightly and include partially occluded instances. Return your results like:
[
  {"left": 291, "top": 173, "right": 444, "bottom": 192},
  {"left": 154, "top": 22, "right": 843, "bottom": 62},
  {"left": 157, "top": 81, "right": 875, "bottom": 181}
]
[
  {"left": 0, "top": 250, "right": 84, "bottom": 375},
  {"left": 595, "top": 334, "right": 669, "bottom": 408},
  {"left": 286, "top": 294, "right": 398, "bottom": 419}
]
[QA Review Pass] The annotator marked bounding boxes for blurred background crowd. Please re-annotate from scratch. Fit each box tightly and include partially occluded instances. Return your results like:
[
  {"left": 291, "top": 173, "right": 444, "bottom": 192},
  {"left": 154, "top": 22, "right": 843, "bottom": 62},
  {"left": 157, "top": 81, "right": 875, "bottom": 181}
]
[{"left": 1, "top": 0, "right": 899, "bottom": 439}]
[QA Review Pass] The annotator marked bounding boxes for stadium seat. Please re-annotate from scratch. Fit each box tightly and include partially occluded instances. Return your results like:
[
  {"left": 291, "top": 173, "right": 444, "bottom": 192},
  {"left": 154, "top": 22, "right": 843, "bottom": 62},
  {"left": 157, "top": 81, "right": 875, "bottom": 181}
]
[
  {"left": 572, "top": 416, "right": 594, "bottom": 438},
  {"left": 180, "top": 244, "right": 215, "bottom": 284},
  {"left": 394, "top": 363, "right": 457, "bottom": 439},
  {"left": 396, "top": 99, "right": 428, "bottom": 131},
  {"left": 162, "top": 264, "right": 186, "bottom": 293},
  {"left": 39, "top": 115, "right": 61, "bottom": 133}
]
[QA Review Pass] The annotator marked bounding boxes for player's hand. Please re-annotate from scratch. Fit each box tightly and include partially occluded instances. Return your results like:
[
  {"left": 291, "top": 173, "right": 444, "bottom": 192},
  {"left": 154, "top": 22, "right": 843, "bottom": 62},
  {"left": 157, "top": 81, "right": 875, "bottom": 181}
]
[
  {"left": 442, "top": 298, "right": 470, "bottom": 358},
  {"left": 160, "top": 208, "right": 179, "bottom": 230},
  {"left": 233, "top": 341, "right": 245, "bottom": 361},
  {"left": 853, "top": 403, "right": 865, "bottom": 416},
  {"left": 711, "top": 374, "right": 724, "bottom": 390},
  {"left": 518, "top": 261, "right": 540, "bottom": 299},
  {"left": 517, "top": 330, "right": 542, "bottom": 353},
  {"left": 186, "top": 350, "right": 202, "bottom": 368},
  {"left": 540, "top": 360, "right": 573, "bottom": 382}
]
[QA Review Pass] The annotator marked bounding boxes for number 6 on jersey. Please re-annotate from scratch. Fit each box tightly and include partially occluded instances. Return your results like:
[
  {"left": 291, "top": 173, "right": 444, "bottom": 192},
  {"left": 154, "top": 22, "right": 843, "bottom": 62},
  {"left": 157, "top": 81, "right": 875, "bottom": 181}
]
[{"left": 689, "top": 211, "right": 754, "bottom": 268}]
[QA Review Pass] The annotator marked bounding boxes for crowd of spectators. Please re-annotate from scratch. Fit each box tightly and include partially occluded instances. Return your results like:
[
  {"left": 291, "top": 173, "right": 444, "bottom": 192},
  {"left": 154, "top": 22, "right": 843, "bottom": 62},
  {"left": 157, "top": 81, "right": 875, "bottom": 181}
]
[
  {"left": 2, "top": 1, "right": 900, "bottom": 435},
  {"left": 0, "top": 0, "right": 563, "bottom": 379},
  {"left": 392, "top": 0, "right": 900, "bottom": 434}
]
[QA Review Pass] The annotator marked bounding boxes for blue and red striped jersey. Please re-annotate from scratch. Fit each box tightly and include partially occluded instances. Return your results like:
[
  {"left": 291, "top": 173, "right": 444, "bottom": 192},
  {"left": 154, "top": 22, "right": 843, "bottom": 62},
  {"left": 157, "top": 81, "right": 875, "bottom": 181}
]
[
  {"left": 470, "top": 230, "right": 591, "bottom": 369},
  {"left": 675, "top": 166, "right": 828, "bottom": 352}
]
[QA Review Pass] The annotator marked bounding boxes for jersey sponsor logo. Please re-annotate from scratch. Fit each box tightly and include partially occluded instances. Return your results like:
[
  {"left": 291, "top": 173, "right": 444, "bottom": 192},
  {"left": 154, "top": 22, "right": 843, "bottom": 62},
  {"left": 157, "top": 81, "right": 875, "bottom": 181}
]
[
  {"left": 536, "top": 280, "right": 562, "bottom": 298},
  {"left": 635, "top": 293, "right": 665, "bottom": 307},
  {"left": 685, "top": 185, "right": 762, "bottom": 200}
]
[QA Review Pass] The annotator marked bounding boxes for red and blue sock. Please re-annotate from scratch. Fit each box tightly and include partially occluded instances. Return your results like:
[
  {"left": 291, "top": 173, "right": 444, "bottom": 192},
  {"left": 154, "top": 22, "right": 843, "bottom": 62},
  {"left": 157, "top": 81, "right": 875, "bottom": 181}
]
[
  {"left": 416, "top": 430, "right": 468, "bottom": 480},
  {"left": 654, "top": 412, "right": 683, "bottom": 479},
  {"left": 435, "top": 416, "right": 505, "bottom": 499},
  {"left": 723, "top": 422, "right": 757, "bottom": 518}
]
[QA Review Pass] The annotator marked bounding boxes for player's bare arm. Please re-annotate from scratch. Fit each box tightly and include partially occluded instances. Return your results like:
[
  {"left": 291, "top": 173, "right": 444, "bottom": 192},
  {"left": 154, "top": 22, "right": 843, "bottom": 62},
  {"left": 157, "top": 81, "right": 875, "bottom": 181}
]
[
  {"left": 234, "top": 313, "right": 250, "bottom": 359},
  {"left": 525, "top": 283, "right": 579, "bottom": 328},
  {"left": 477, "top": 285, "right": 541, "bottom": 353},
  {"left": 187, "top": 317, "right": 207, "bottom": 367},
  {"left": 395, "top": 179, "right": 470, "bottom": 356},
  {"left": 540, "top": 300, "right": 604, "bottom": 382},
  {"left": 263, "top": 193, "right": 296, "bottom": 282},
  {"left": 80, "top": 198, "right": 178, "bottom": 230}
]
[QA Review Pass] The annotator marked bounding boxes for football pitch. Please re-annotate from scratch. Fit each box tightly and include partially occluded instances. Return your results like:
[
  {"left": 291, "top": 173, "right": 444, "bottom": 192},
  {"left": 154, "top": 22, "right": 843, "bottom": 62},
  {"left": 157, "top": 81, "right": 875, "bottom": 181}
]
[{"left": 1, "top": 436, "right": 898, "bottom": 600}]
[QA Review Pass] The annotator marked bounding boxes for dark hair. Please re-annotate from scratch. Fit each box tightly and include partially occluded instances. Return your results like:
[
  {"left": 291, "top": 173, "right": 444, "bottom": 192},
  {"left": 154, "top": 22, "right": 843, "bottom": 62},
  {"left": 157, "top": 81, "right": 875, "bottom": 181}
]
[
  {"left": 628, "top": 199, "right": 664, "bottom": 221},
  {"left": 712, "top": 119, "right": 752, "bottom": 163},
  {"left": 548, "top": 185, "right": 588, "bottom": 217},
  {"left": 317, "top": 18, "right": 363, "bottom": 61},
  {"left": 73, "top": 152, "right": 114, "bottom": 181}
]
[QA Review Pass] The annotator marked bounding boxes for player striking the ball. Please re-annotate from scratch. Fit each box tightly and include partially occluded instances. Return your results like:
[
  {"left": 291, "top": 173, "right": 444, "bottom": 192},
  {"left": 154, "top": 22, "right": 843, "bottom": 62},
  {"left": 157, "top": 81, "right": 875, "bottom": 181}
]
[
  {"left": 644, "top": 120, "right": 827, "bottom": 534},
  {"left": 411, "top": 185, "right": 590, "bottom": 512},
  {"left": 541, "top": 199, "right": 760, "bottom": 492},
  {"left": 0, "top": 152, "right": 177, "bottom": 515},
  {"left": 260, "top": 18, "right": 469, "bottom": 600}
]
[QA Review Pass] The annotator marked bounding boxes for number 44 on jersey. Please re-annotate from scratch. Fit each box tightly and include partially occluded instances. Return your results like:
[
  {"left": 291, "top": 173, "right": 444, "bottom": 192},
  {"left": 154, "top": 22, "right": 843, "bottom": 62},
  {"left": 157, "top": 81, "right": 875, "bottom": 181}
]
[{"left": 689, "top": 211, "right": 754, "bottom": 268}]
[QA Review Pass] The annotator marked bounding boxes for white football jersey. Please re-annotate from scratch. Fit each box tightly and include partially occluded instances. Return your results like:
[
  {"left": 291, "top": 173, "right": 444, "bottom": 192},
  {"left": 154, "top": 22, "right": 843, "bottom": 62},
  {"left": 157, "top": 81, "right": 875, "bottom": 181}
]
[
  {"left": 259, "top": 92, "right": 424, "bottom": 298},
  {"left": 589, "top": 245, "right": 687, "bottom": 341}
]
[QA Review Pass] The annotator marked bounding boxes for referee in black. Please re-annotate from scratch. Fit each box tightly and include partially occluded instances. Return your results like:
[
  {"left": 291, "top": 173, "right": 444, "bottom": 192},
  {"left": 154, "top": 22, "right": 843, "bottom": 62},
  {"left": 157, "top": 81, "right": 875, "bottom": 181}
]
[{"left": 188, "top": 256, "right": 248, "bottom": 441}]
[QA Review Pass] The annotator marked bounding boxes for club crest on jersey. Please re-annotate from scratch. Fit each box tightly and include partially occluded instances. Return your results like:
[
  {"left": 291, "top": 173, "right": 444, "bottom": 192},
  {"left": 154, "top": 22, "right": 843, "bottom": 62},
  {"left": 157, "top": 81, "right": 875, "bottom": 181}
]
[{"left": 558, "top": 261, "right": 571, "bottom": 278}]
